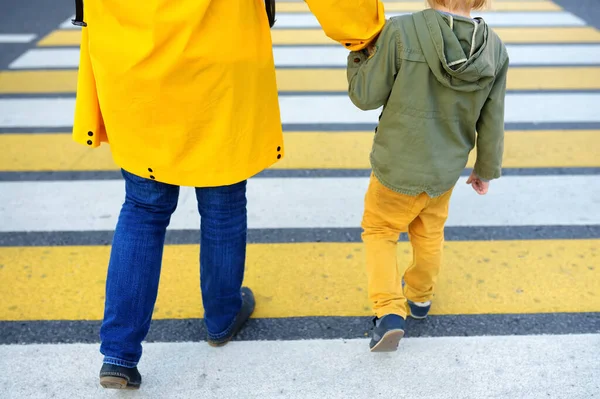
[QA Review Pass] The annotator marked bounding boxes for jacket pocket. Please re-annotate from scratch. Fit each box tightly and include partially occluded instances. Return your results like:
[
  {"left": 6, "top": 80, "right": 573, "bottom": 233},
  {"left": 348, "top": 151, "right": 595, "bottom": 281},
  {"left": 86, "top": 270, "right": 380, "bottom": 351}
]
[{"left": 399, "top": 47, "right": 426, "bottom": 63}]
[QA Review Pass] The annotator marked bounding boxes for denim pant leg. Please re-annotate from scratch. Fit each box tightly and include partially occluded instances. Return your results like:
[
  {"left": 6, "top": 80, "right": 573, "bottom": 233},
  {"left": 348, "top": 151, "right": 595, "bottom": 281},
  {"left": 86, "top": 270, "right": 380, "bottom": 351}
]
[
  {"left": 100, "top": 170, "right": 180, "bottom": 367},
  {"left": 195, "top": 180, "right": 247, "bottom": 339}
]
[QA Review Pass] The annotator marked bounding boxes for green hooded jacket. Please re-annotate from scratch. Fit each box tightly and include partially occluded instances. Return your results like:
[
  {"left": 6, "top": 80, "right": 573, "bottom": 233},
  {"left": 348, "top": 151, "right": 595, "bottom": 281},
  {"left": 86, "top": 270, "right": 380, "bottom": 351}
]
[{"left": 347, "top": 9, "right": 509, "bottom": 197}]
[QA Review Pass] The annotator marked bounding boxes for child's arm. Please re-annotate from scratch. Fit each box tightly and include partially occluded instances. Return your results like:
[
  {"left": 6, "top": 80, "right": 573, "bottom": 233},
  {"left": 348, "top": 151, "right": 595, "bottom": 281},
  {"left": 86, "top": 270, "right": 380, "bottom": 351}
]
[
  {"left": 347, "top": 21, "right": 399, "bottom": 111},
  {"left": 473, "top": 57, "right": 509, "bottom": 182}
]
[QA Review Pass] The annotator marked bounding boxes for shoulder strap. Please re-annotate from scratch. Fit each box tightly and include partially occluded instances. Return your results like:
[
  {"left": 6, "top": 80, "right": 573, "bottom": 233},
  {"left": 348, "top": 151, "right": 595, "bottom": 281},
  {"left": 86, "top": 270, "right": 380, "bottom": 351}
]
[
  {"left": 265, "top": 0, "right": 276, "bottom": 28},
  {"left": 72, "top": 0, "right": 87, "bottom": 27}
]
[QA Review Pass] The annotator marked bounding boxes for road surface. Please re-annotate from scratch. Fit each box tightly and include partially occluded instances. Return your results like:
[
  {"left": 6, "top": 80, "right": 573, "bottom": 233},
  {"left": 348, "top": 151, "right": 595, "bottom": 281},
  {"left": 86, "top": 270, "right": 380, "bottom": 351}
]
[{"left": 0, "top": 0, "right": 599, "bottom": 397}]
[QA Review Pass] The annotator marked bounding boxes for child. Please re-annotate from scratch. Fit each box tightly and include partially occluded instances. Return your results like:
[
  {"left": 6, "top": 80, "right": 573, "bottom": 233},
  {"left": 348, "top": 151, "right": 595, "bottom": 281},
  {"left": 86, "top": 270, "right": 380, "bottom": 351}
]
[{"left": 347, "top": 0, "right": 508, "bottom": 352}]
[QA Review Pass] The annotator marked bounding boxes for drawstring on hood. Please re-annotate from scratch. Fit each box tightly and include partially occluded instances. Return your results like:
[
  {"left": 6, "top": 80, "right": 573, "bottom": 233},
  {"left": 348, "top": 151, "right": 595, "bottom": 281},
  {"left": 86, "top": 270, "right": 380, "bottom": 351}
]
[{"left": 413, "top": 9, "right": 504, "bottom": 92}]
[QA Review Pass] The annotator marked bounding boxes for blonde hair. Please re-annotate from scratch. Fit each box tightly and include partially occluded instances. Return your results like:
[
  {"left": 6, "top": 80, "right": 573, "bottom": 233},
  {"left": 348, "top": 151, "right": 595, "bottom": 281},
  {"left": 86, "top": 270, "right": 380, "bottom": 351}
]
[{"left": 427, "top": 0, "right": 490, "bottom": 10}]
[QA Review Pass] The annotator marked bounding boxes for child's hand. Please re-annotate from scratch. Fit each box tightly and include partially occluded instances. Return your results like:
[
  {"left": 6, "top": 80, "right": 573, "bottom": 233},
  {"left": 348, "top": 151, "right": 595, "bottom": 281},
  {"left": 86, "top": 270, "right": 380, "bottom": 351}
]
[
  {"left": 366, "top": 43, "right": 376, "bottom": 57},
  {"left": 364, "top": 33, "right": 379, "bottom": 57},
  {"left": 466, "top": 171, "right": 489, "bottom": 195}
]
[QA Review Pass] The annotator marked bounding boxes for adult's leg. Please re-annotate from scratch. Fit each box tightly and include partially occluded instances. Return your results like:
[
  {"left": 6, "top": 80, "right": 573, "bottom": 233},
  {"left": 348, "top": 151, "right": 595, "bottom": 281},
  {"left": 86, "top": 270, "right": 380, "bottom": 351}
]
[
  {"left": 195, "top": 180, "right": 247, "bottom": 340},
  {"left": 100, "top": 170, "right": 180, "bottom": 367}
]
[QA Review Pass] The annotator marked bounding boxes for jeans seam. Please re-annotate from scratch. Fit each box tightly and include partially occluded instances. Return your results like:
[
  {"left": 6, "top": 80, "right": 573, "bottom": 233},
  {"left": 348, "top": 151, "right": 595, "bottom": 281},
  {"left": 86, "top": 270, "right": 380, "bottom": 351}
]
[
  {"left": 207, "top": 314, "right": 238, "bottom": 340},
  {"left": 103, "top": 356, "right": 138, "bottom": 368}
]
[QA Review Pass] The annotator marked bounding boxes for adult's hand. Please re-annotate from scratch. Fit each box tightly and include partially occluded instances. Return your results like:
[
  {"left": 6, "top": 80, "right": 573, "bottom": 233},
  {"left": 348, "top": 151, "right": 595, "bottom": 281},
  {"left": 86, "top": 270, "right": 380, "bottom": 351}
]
[{"left": 305, "top": 0, "right": 386, "bottom": 51}]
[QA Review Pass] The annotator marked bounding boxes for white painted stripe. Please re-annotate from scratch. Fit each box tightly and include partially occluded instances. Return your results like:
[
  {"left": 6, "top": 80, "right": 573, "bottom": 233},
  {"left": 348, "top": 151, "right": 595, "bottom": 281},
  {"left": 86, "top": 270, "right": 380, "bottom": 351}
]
[
  {"left": 9, "top": 45, "right": 600, "bottom": 70},
  {"left": 59, "top": 11, "right": 586, "bottom": 29},
  {"left": 9, "top": 49, "right": 79, "bottom": 69},
  {"left": 1, "top": 335, "right": 598, "bottom": 398},
  {"left": 1, "top": 176, "right": 598, "bottom": 232},
  {"left": 280, "top": 44, "right": 600, "bottom": 67},
  {"left": 0, "top": 34, "right": 36, "bottom": 43},
  {"left": 0, "top": 98, "right": 74, "bottom": 128},
  {"left": 276, "top": 94, "right": 600, "bottom": 124},
  {"left": 1, "top": 94, "right": 599, "bottom": 128},
  {"left": 274, "top": 12, "right": 587, "bottom": 28}
]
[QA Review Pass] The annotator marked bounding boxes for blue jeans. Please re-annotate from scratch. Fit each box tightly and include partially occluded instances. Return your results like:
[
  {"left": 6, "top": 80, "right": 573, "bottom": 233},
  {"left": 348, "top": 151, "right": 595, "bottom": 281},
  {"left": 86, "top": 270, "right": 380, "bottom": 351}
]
[{"left": 100, "top": 170, "right": 247, "bottom": 368}]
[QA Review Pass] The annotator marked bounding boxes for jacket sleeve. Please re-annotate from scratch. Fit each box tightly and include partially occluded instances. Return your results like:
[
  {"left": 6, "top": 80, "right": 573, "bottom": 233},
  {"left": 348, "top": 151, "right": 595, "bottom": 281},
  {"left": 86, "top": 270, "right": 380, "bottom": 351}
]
[
  {"left": 305, "top": 0, "right": 385, "bottom": 51},
  {"left": 73, "top": 27, "right": 108, "bottom": 148},
  {"left": 474, "top": 56, "right": 509, "bottom": 180},
  {"left": 346, "top": 20, "right": 399, "bottom": 111}
]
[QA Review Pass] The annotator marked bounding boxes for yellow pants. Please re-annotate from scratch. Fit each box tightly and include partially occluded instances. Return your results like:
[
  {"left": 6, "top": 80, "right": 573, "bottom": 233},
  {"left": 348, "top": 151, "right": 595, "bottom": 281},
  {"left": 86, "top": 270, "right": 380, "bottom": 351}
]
[{"left": 361, "top": 174, "right": 453, "bottom": 319}]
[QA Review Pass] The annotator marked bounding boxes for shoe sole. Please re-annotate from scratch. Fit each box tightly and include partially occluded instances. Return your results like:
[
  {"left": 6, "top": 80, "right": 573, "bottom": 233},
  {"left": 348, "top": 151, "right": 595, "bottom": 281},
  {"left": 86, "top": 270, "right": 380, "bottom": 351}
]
[
  {"left": 208, "top": 339, "right": 230, "bottom": 348},
  {"left": 370, "top": 329, "right": 405, "bottom": 352},
  {"left": 100, "top": 376, "right": 140, "bottom": 390},
  {"left": 409, "top": 313, "right": 428, "bottom": 320}
]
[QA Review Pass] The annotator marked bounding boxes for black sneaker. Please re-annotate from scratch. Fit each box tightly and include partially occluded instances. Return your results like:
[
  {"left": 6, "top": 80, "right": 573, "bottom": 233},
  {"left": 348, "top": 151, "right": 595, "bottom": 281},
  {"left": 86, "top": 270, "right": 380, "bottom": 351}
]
[
  {"left": 99, "top": 363, "right": 141, "bottom": 390},
  {"left": 207, "top": 287, "right": 255, "bottom": 347},
  {"left": 369, "top": 314, "right": 406, "bottom": 352}
]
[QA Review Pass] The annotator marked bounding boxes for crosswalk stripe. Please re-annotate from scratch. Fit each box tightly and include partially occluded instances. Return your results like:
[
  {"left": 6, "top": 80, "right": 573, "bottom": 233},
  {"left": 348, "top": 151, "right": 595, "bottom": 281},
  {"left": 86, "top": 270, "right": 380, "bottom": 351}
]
[
  {"left": 268, "top": 12, "right": 587, "bottom": 29},
  {"left": 0, "top": 70, "right": 78, "bottom": 93},
  {"left": 1, "top": 240, "right": 598, "bottom": 320},
  {"left": 1, "top": 176, "right": 599, "bottom": 232},
  {"left": 270, "top": 44, "right": 600, "bottom": 67},
  {"left": 1, "top": 131, "right": 599, "bottom": 172},
  {"left": 280, "top": 1, "right": 562, "bottom": 12},
  {"left": 1, "top": 335, "right": 597, "bottom": 397},
  {"left": 36, "top": 27, "right": 600, "bottom": 47},
  {"left": 2, "top": 67, "right": 600, "bottom": 94},
  {"left": 9, "top": 45, "right": 600, "bottom": 70},
  {"left": 0, "top": 94, "right": 599, "bottom": 128},
  {"left": 1, "top": 4, "right": 599, "bottom": 389},
  {"left": 56, "top": 11, "right": 587, "bottom": 29},
  {"left": 278, "top": 94, "right": 600, "bottom": 124},
  {"left": 0, "top": 34, "right": 37, "bottom": 44}
]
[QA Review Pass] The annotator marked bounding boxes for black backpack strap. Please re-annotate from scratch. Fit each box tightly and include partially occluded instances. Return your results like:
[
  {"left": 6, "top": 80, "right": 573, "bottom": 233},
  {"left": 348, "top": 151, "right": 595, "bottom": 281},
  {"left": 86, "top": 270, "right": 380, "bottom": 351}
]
[
  {"left": 265, "top": 0, "right": 276, "bottom": 28},
  {"left": 72, "top": 0, "right": 87, "bottom": 27}
]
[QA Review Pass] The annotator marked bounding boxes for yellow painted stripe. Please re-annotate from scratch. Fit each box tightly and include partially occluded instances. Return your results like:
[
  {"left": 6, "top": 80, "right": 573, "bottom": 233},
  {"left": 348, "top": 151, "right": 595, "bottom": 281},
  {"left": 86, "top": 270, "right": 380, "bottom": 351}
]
[
  {"left": 2, "top": 67, "right": 599, "bottom": 94},
  {"left": 276, "top": 67, "right": 600, "bottom": 91},
  {"left": 279, "top": 1, "right": 561, "bottom": 12},
  {"left": 1, "top": 130, "right": 599, "bottom": 172},
  {"left": 0, "top": 240, "right": 597, "bottom": 321},
  {"left": 0, "top": 70, "right": 78, "bottom": 93},
  {"left": 36, "top": 27, "right": 600, "bottom": 47}
]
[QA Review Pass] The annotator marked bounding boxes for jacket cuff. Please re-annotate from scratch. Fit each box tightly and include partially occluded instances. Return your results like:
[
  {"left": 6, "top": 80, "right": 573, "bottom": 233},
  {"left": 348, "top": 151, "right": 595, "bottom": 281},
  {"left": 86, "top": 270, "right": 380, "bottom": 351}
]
[{"left": 473, "top": 164, "right": 501, "bottom": 181}]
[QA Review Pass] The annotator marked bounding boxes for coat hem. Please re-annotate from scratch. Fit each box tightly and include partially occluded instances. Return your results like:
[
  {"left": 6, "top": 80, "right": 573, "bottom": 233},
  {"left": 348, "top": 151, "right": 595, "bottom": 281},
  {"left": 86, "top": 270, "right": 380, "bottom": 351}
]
[
  {"left": 371, "top": 165, "right": 454, "bottom": 199},
  {"left": 111, "top": 150, "right": 283, "bottom": 188}
]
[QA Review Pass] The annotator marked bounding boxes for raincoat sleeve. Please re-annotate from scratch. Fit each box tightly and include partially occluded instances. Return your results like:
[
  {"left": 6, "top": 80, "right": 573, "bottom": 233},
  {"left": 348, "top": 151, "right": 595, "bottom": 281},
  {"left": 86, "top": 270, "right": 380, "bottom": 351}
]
[
  {"left": 305, "top": 0, "right": 386, "bottom": 51},
  {"left": 346, "top": 21, "right": 399, "bottom": 111},
  {"left": 474, "top": 56, "right": 509, "bottom": 181},
  {"left": 72, "top": 28, "right": 107, "bottom": 148}
]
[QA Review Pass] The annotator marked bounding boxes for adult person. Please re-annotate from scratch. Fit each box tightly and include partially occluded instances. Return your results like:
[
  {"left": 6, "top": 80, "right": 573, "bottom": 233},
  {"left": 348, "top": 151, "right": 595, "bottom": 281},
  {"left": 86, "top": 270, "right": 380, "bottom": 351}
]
[{"left": 70, "top": 0, "right": 385, "bottom": 390}]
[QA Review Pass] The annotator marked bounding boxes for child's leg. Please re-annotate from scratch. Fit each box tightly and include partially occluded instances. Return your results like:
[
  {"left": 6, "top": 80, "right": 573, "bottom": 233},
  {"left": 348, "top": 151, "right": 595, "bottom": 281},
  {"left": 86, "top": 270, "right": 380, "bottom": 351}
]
[
  {"left": 403, "top": 189, "right": 453, "bottom": 304},
  {"left": 361, "top": 174, "right": 420, "bottom": 319}
]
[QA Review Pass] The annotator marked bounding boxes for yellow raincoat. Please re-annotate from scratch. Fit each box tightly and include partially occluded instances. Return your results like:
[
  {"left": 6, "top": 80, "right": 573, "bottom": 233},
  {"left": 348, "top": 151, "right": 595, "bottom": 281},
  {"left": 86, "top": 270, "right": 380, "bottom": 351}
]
[{"left": 73, "top": 0, "right": 385, "bottom": 187}]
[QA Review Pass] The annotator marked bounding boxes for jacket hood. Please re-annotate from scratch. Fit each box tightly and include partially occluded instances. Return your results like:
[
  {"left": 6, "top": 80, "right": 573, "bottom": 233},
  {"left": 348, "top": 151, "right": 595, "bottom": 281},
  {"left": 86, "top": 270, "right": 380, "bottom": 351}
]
[{"left": 414, "top": 9, "right": 499, "bottom": 92}]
